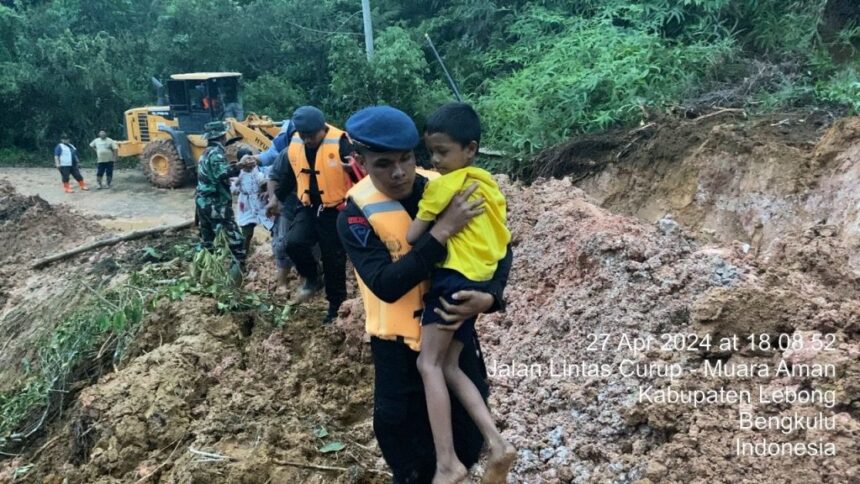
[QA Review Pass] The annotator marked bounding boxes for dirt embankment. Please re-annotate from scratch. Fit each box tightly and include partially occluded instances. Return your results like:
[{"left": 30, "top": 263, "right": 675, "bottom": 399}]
[
  {"left": 537, "top": 111, "right": 860, "bottom": 270},
  {"left": 489, "top": 178, "right": 858, "bottom": 482},
  {"left": 0, "top": 181, "right": 107, "bottom": 392}
]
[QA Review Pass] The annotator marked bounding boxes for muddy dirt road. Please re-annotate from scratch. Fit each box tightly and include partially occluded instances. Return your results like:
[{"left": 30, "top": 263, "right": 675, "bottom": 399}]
[{"left": 0, "top": 167, "right": 194, "bottom": 231}]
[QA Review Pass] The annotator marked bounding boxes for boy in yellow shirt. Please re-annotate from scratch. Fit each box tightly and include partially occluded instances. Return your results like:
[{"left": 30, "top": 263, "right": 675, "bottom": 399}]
[{"left": 406, "top": 103, "right": 514, "bottom": 484}]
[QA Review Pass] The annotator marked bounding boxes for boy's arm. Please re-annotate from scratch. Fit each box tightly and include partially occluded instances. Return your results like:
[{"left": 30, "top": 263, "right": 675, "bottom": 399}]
[
  {"left": 415, "top": 179, "right": 455, "bottom": 222},
  {"left": 406, "top": 219, "right": 432, "bottom": 245}
]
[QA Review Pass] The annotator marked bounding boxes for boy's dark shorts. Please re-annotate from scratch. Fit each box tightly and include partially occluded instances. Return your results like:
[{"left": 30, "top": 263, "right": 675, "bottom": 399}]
[{"left": 421, "top": 268, "right": 492, "bottom": 344}]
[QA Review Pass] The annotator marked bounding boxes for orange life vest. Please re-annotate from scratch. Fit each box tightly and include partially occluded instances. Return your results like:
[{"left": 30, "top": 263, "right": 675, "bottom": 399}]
[
  {"left": 288, "top": 124, "right": 349, "bottom": 208},
  {"left": 348, "top": 169, "right": 441, "bottom": 351}
]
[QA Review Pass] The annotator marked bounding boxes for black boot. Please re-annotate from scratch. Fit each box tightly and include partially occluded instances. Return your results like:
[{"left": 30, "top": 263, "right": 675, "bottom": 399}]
[
  {"left": 295, "top": 276, "right": 323, "bottom": 303},
  {"left": 323, "top": 300, "right": 342, "bottom": 325}
]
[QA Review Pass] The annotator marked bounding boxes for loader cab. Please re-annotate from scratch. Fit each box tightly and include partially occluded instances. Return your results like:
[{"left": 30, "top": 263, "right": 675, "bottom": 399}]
[{"left": 166, "top": 72, "right": 244, "bottom": 134}]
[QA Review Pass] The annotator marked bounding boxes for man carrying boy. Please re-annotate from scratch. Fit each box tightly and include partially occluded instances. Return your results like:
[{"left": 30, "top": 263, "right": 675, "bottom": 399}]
[{"left": 338, "top": 106, "right": 513, "bottom": 483}]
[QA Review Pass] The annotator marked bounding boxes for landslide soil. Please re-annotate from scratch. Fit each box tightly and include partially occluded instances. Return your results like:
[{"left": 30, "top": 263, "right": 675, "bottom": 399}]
[
  {"left": 1, "top": 113, "right": 859, "bottom": 483},
  {"left": 538, "top": 110, "right": 860, "bottom": 270}
]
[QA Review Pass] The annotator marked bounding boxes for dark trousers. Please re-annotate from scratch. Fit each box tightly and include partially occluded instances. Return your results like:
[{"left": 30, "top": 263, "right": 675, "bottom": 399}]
[
  {"left": 195, "top": 201, "right": 246, "bottom": 263},
  {"left": 241, "top": 223, "right": 255, "bottom": 254},
  {"left": 286, "top": 206, "right": 346, "bottom": 307},
  {"left": 272, "top": 194, "right": 300, "bottom": 270},
  {"left": 96, "top": 162, "right": 114, "bottom": 183},
  {"left": 59, "top": 165, "right": 83, "bottom": 183},
  {"left": 371, "top": 335, "right": 488, "bottom": 483}
]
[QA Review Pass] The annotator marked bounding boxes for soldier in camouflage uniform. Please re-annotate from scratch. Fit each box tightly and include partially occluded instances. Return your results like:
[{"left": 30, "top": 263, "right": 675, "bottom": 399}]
[{"left": 195, "top": 121, "right": 249, "bottom": 266}]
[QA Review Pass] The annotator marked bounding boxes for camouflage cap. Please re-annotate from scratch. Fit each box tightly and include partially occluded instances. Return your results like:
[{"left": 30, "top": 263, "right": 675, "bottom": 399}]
[{"left": 203, "top": 121, "right": 229, "bottom": 140}]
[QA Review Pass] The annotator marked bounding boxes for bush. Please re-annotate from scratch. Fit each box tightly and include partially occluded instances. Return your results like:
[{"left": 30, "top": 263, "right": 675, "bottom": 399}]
[
  {"left": 328, "top": 26, "right": 450, "bottom": 125},
  {"left": 816, "top": 66, "right": 860, "bottom": 112},
  {"left": 480, "top": 14, "right": 734, "bottom": 155},
  {"left": 244, "top": 72, "right": 308, "bottom": 122},
  {"left": 0, "top": 148, "right": 48, "bottom": 167}
]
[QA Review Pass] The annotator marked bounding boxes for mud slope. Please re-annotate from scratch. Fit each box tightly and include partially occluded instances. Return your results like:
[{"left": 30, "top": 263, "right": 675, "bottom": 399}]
[
  {"left": 537, "top": 112, "right": 860, "bottom": 269},
  {"left": 17, "top": 293, "right": 380, "bottom": 483},
  {"left": 0, "top": 180, "right": 106, "bottom": 392}
]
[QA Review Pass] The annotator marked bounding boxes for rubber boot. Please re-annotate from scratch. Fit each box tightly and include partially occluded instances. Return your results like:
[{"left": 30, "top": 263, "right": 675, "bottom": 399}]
[
  {"left": 96, "top": 177, "right": 104, "bottom": 189},
  {"left": 63, "top": 182, "right": 73, "bottom": 193},
  {"left": 78, "top": 180, "right": 89, "bottom": 191}
]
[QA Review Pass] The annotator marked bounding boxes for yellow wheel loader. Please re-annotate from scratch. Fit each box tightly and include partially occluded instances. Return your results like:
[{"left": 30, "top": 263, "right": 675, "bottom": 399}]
[{"left": 117, "top": 72, "right": 281, "bottom": 188}]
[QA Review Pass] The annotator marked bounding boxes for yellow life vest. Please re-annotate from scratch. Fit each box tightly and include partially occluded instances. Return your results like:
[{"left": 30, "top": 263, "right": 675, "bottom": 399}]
[
  {"left": 349, "top": 169, "right": 441, "bottom": 351},
  {"left": 288, "top": 124, "right": 349, "bottom": 207}
]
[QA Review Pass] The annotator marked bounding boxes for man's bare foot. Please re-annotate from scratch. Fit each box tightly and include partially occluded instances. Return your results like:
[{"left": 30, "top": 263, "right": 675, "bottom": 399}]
[
  {"left": 432, "top": 461, "right": 468, "bottom": 484},
  {"left": 481, "top": 439, "right": 515, "bottom": 484}
]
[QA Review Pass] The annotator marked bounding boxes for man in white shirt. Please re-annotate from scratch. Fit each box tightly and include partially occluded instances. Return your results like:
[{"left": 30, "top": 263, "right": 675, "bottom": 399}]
[
  {"left": 54, "top": 133, "right": 88, "bottom": 193},
  {"left": 89, "top": 130, "right": 119, "bottom": 189}
]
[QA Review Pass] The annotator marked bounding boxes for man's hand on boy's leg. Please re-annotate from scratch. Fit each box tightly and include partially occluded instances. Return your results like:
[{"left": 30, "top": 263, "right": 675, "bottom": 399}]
[{"left": 434, "top": 290, "right": 494, "bottom": 329}]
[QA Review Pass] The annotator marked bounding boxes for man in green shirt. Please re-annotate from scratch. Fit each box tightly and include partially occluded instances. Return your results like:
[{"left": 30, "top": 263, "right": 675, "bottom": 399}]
[{"left": 89, "top": 130, "right": 118, "bottom": 189}]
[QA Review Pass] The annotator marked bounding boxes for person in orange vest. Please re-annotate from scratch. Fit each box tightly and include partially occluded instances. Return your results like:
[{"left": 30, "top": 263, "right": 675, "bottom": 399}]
[
  {"left": 266, "top": 106, "right": 357, "bottom": 324},
  {"left": 338, "top": 106, "right": 512, "bottom": 483}
]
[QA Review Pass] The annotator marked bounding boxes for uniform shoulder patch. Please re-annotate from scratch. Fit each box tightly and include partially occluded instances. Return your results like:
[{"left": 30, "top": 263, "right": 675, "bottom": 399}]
[
  {"left": 348, "top": 216, "right": 368, "bottom": 225},
  {"left": 349, "top": 223, "right": 371, "bottom": 247}
]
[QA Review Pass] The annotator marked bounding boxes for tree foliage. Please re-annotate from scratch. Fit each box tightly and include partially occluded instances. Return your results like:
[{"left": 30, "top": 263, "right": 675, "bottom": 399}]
[{"left": 0, "top": 0, "right": 857, "bottom": 164}]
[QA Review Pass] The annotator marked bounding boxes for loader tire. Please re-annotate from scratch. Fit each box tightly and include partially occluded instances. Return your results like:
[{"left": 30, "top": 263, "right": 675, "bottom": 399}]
[{"left": 140, "top": 139, "right": 190, "bottom": 189}]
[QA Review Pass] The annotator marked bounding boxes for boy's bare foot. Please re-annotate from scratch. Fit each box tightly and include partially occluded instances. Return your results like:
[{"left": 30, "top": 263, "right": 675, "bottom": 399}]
[
  {"left": 432, "top": 462, "right": 468, "bottom": 484},
  {"left": 481, "top": 439, "right": 515, "bottom": 484}
]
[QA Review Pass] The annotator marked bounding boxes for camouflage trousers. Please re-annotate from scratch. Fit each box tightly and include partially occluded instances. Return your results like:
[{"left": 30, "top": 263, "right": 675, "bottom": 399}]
[{"left": 195, "top": 199, "right": 246, "bottom": 263}]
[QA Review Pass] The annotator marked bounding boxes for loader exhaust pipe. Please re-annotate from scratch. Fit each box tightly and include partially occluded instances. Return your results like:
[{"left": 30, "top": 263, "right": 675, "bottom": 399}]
[{"left": 151, "top": 76, "right": 166, "bottom": 105}]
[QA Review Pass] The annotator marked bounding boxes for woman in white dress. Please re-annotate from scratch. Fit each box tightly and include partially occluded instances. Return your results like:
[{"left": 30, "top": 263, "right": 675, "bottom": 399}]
[{"left": 231, "top": 153, "right": 274, "bottom": 254}]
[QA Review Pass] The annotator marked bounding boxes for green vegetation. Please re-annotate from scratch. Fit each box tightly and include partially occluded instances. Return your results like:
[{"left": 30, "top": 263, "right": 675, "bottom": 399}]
[
  {"left": 0, "top": 0, "right": 857, "bottom": 170},
  {"left": 0, "top": 284, "right": 146, "bottom": 450},
  {"left": 0, "top": 234, "right": 288, "bottom": 452}
]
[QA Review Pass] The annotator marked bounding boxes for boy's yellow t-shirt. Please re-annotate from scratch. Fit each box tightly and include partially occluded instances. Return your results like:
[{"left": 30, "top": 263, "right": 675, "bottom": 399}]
[{"left": 417, "top": 166, "right": 511, "bottom": 282}]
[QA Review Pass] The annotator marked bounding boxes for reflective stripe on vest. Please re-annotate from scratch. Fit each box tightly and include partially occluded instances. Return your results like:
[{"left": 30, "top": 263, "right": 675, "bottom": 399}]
[
  {"left": 288, "top": 124, "right": 349, "bottom": 208},
  {"left": 348, "top": 169, "right": 441, "bottom": 351}
]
